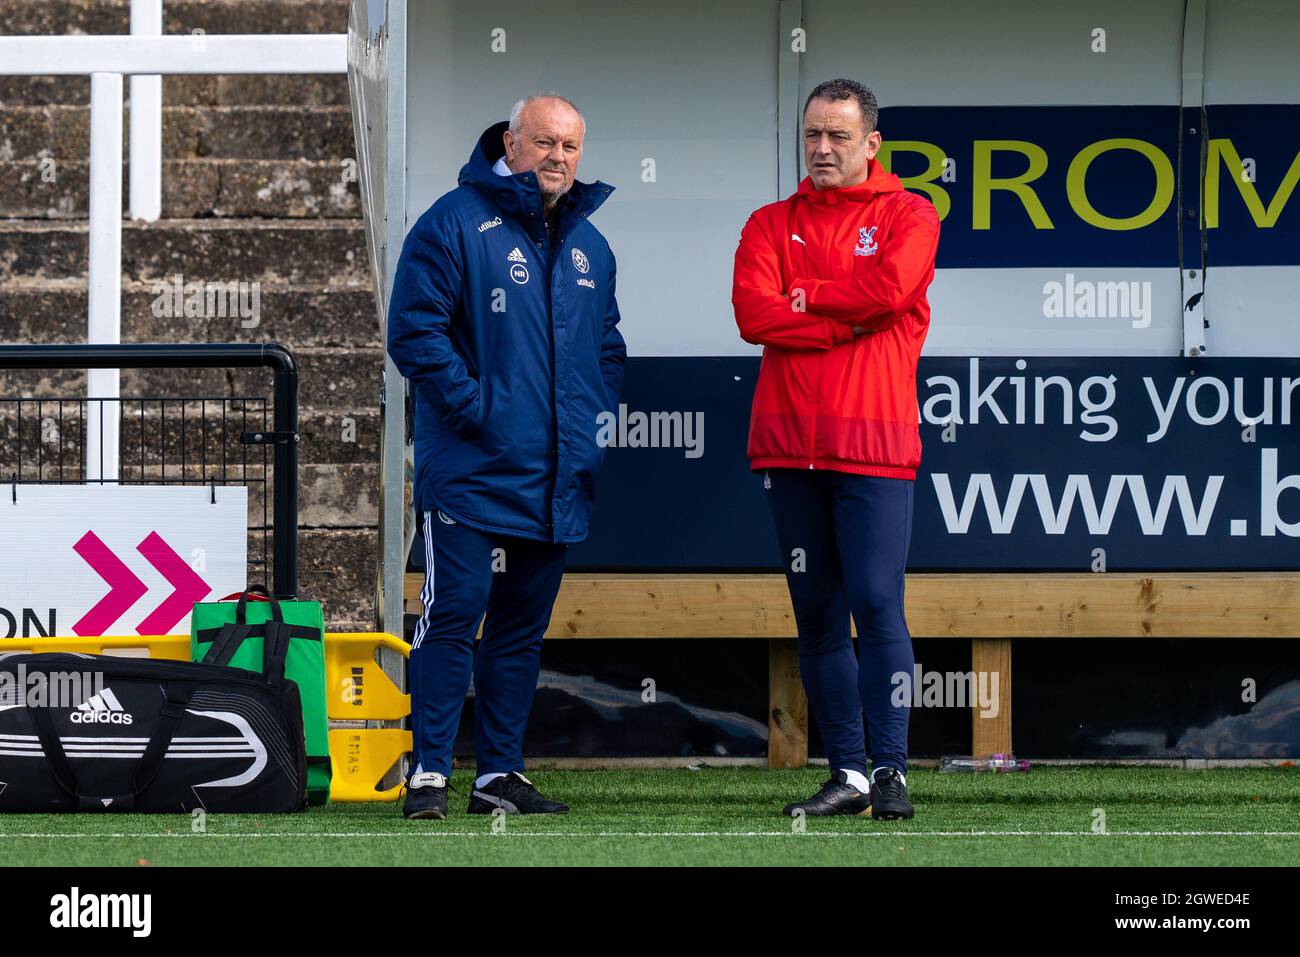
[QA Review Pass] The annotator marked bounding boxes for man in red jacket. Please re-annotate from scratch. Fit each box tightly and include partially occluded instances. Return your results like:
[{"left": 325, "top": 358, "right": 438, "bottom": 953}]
[{"left": 732, "top": 79, "right": 939, "bottom": 819}]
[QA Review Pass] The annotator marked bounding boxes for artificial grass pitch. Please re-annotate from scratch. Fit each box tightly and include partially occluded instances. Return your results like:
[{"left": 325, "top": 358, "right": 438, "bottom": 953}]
[{"left": 1, "top": 767, "right": 1297, "bottom": 867}]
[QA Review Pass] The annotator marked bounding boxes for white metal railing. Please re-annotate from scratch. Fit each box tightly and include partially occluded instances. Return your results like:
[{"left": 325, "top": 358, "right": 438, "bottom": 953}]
[
  {"left": 0, "top": 9, "right": 346, "bottom": 480},
  {"left": 130, "top": 0, "right": 163, "bottom": 223}
]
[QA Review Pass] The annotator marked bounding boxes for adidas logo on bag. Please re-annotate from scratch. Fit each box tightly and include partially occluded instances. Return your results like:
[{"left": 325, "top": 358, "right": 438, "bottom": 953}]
[{"left": 69, "top": 688, "right": 134, "bottom": 725}]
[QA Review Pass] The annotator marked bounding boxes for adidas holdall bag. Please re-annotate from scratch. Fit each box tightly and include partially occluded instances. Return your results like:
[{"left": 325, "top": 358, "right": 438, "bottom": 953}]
[
  {"left": 0, "top": 652, "right": 306, "bottom": 813},
  {"left": 190, "top": 585, "right": 331, "bottom": 804}
]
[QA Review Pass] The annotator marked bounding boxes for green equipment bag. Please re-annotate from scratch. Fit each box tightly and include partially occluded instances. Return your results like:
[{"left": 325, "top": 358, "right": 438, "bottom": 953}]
[{"left": 190, "top": 585, "right": 331, "bottom": 804}]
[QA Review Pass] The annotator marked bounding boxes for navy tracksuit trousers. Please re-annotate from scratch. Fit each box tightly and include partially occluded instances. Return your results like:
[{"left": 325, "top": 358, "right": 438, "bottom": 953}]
[
  {"left": 763, "top": 468, "right": 916, "bottom": 776},
  {"left": 409, "top": 508, "right": 567, "bottom": 778}
]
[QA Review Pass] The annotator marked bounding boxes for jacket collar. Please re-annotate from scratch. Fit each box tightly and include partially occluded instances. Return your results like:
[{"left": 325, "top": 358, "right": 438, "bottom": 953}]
[
  {"left": 795, "top": 158, "right": 902, "bottom": 205},
  {"left": 458, "top": 121, "right": 614, "bottom": 238}
]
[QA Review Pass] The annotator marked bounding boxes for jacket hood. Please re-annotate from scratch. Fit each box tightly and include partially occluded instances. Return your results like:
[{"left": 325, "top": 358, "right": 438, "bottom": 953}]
[
  {"left": 796, "top": 157, "right": 903, "bottom": 205},
  {"left": 458, "top": 121, "right": 615, "bottom": 225}
]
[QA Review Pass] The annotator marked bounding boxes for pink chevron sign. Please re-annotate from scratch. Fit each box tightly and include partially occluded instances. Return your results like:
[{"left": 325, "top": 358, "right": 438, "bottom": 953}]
[
  {"left": 73, "top": 530, "right": 214, "bottom": 636},
  {"left": 134, "top": 531, "right": 213, "bottom": 634},
  {"left": 71, "top": 532, "right": 147, "bottom": 635}
]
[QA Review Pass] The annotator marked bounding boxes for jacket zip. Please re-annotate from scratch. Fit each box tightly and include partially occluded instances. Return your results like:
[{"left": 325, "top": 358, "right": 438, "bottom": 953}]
[
  {"left": 790, "top": 198, "right": 820, "bottom": 470},
  {"left": 540, "top": 215, "right": 558, "bottom": 539},
  {"left": 808, "top": 354, "right": 820, "bottom": 469}
]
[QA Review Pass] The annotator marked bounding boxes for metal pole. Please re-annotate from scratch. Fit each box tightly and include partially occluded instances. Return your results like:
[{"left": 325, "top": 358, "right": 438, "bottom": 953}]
[
  {"left": 87, "top": 72, "right": 123, "bottom": 484},
  {"left": 777, "top": 0, "right": 804, "bottom": 199},
  {"left": 1180, "top": 0, "right": 1208, "bottom": 358},
  {"left": 129, "top": 0, "right": 163, "bottom": 222},
  {"left": 378, "top": 0, "right": 408, "bottom": 641},
  {"left": 271, "top": 349, "right": 300, "bottom": 600}
]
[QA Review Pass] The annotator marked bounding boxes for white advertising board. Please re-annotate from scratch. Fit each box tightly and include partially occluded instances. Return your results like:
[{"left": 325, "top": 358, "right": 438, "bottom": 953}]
[{"left": 0, "top": 485, "right": 249, "bottom": 638}]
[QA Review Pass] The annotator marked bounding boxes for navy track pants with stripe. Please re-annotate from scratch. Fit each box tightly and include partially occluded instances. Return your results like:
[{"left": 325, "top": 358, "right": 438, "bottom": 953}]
[
  {"left": 763, "top": 468, "right": 916, "bottom": 776},
  {"left": 409, "top": 509, "right": 567, "bottom": 777}
]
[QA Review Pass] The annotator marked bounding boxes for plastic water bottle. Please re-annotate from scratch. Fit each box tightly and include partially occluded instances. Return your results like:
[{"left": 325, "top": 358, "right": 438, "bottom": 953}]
[{"left": 939, "top": 753, "right": 1030, "bottom": 773}]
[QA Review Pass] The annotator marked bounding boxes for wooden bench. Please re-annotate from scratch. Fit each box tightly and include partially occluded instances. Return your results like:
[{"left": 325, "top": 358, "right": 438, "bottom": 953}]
[{"left": 406, "top": 571, "right": 1300, "bottom": 767}]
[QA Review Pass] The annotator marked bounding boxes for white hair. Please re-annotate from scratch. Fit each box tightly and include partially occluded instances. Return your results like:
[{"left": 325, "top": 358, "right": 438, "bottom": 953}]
[{"left": 508, "top": 93, "right": 585, "bottom": 136}]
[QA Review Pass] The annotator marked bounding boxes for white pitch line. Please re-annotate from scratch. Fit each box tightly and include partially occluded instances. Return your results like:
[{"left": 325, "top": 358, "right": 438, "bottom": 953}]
[{"left": 1, "top": 830, "right": 1299, "bottom": 839}]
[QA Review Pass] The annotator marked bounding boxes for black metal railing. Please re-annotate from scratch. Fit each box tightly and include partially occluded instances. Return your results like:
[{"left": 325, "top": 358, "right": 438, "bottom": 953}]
[{"left": 0, "top": 342, "right": 299, "bottom": 599}]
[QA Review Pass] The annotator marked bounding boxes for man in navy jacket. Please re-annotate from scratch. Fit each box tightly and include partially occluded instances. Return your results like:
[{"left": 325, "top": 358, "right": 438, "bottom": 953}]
[{"left": 387, "top": 94, "right": 625, "bottom": 819}]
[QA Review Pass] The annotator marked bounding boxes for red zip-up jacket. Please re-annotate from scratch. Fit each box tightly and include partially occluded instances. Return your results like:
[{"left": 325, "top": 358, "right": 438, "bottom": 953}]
[{"left": 732, "top": 160, "right": 940, "bottom": 480}]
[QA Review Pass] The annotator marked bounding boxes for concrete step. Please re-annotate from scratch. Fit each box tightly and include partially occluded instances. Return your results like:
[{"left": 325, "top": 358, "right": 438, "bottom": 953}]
[
  {"left": 1, "top": 0, "right": 128, "bottom": 36},
  {"left": 0, "top": 219, "right": 370, "bottom": 284},
  {"left": 230, "top": 345, "right": 383, "bottom": 410},
  {"left": 301, "top": 526, "right": 377, "bottom": 632},
  {"left": 0, "top": 282, "right": 379, "bottom": 348},
  {"left": 296, "top": 406, "right": 382, "bottom": 466},
  {"left": 171, "top": 0, "right": 350, "bottom": 36},
  {"left": 3, "top": 105, "right": 355, "bottom": 161},
  {"left": 0, "top": 74, "right": 350, "bottom": 109},
  {"left": 172, "top": 105, "right": 356, "bottom": 161},
  {"left": 0, "top": 159, "right": 361, "bottom": 218},
  {"left": 2, "top": 0, "right": 349, "bottom": 38},
  {"left": 0, "top": 345, "right": 382, "bottom": 411},
  {"left": 225, "top": 525, "right": 380, "bottom": 632},
  {"left": 299, "top": 461, "right": 379, "bottom": 526}
]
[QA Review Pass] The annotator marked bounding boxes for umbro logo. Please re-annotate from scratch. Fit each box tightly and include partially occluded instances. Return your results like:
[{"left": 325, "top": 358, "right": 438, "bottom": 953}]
[
  {"left": 507, "top": 247, "right": 528, "bottom": 264},
  {"left": 70, "top": 688, "right": 134, "bottom": 725}
]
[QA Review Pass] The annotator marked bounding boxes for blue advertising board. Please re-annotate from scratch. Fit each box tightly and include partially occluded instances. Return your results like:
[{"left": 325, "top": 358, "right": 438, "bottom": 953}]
[{"left": 569, "top": 356, "right": 1300, "bottom": 571}]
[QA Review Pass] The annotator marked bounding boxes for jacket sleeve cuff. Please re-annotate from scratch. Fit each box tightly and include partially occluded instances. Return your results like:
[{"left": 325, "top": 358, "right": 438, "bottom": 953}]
[
  {"left": 439, "top": 383, "right": 483, "bottom": 437},
  {"left": 829, "top": 319, "right": 856, "bottom": 344}
]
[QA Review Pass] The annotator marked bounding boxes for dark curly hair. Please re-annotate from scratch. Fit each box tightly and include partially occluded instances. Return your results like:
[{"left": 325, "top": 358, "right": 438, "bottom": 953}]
[{"left": 803, "top": 79, "right": 879, "bottom": 133}]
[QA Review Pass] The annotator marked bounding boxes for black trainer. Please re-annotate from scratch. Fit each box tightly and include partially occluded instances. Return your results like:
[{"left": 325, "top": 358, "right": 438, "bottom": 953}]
[
  {"left": 467, "top": 772, "right": 569, "bottom": 815},
  {"left": 402, "top": 771, "right": 449, "bottom": 820},
  {"left": 869, "top": 767, "right": 914, "bottom": 820},
  {"left": 782, "top": 769, "right": 872, "bottom": 816}
]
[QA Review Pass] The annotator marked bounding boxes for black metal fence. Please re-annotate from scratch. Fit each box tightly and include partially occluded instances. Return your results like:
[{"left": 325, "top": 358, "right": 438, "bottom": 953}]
[{"left": 0, "top": 343, "right": 299, "bottom": 599}]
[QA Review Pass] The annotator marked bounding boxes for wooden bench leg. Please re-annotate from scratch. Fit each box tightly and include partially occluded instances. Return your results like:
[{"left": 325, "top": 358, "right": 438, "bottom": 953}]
[
  {"left": 768, "top": 638, "right": 808, "bottom": 768},
  {"left": 970, "top": 637, "right": 1012, "bottom": 756}
]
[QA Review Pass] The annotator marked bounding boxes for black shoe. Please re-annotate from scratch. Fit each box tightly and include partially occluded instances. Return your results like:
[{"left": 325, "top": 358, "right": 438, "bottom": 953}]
[
  {"left": 869, "top": 767, "right": 914, "bottom": 820},
  {"left": 467, "top": 772, "right": 569, "bottom": 815},
  {"left": 402, "top": 771, "right": 449, "bottom": 820},
  {"left": 782, "top": 770, "right": 872, "bottom": 816}
]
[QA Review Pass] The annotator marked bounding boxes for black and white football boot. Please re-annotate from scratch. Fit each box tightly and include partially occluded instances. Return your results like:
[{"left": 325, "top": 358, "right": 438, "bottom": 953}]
[
  {"left": 868, "top": 767, "right": 915, "bottom": 820},
  {"left": 402, "top": 771, "right": 450, "bottom": 820},
  {"left": 782, "top": 769, "right": 872, "bottom": 816},
  {"left": 467, "top": 771, "right": 569, "bottom": 815}
]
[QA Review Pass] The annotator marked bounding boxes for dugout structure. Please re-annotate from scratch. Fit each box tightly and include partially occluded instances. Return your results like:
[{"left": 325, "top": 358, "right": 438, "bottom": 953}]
[{"left": 349, "top": 0, "right": 1300, "bottom": 764}]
